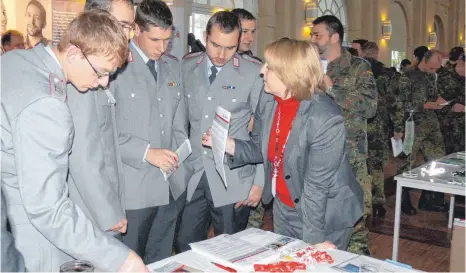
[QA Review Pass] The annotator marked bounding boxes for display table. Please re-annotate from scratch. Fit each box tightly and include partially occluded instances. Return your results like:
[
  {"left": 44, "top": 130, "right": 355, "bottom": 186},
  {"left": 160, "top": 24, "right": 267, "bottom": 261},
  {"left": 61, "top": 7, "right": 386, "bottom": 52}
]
[
  {"left": 148, "top": 229, "right": 420, "bottom": 272},
  {"left": 392, "top": 152, "right": 466, "bottom": 261}
]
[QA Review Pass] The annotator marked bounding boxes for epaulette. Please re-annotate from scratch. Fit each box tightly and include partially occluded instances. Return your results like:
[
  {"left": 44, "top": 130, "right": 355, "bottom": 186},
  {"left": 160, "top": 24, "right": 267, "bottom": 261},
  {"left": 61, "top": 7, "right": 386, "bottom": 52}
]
[
  {"left": 353, "top": 56, "right": 371, "bottom": 66},
  {"left": 242, "top": 54, "right": 262, "bottom": 65},
  {"left": 127, "top": 51, "right": 134, "bottom": 63},
  {"left": 163, "top": 53, "right": 179, "bottom": 61},
  {"left": 48, "top": 73, "right": 67, "bottom": 101},
  {"left": 182, "top": 51, "right": 203, "bottom": 60}
]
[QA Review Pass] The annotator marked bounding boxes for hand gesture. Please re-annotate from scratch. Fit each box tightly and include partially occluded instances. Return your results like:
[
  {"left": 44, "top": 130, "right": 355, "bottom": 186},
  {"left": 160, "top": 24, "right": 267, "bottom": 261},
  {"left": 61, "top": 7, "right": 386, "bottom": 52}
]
[{"left": 145, "top": 148, "right": 178, "bottom": 173}]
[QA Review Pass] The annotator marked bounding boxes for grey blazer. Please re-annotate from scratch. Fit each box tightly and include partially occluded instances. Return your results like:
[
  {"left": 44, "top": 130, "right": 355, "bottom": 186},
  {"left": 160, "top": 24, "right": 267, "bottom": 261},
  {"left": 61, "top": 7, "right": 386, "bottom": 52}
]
[
  {"left": 113, "top": 43, "right": 191, "bottom": 210},
  {"left": 1, "top": 45, "right": 129, "bottom": 271},
  {"left": 67, "top": 80, "right": 125, "bottom": 234},
  {"left": 229, "top": 91, "right": 364, "bottom": 245},
  {"left": 182, "top": 52, "right": 264, "bottom": 207}
]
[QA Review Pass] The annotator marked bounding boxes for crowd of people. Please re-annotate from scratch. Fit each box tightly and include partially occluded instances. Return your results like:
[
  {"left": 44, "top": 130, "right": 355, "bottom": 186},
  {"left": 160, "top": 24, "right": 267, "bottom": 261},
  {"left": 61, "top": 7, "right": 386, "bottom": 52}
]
[{"left": 1, "top": 0, "right": 464, "bottom": 272}]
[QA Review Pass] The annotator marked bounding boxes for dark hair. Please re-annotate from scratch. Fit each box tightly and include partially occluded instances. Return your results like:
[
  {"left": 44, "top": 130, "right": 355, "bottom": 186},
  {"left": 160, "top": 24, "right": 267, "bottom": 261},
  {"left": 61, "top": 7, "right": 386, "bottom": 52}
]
[
  {"left": 85, "top": 0, "right": 134, "bottom": 12},
  {"left": 413, "top": 46, "right": 428, "bottom": 62},
  {"left": 135, "top": 0, "right": 172, "bottom": 31},
  {"left": 312, "top": 15, "right": 344, "bottom": 44},
  {"left": 449, "top": 46, "right": 465, "bottom": 61},
  {"left": 1, "top": 30, "right": 22, "bottom": 47},
  {"left": 206, "top": 11, "right": 241, "bottom": 36},
  {"left": 400, "top": 59, "right": 411, "bottom": 68},
  {"left": 389, "top": 67, "right": 397, "bottom": 73},
  {"left": 26, "top": 0, "right": 47, "bottom": 28},
  {"left": 352, "top": 39, "right": 368, "bottom": 47},
  {"left": 231, "top": 8, "right": 255, "bottom": 21},
  {"left": 346, "top": 47, "right": 358, "bottom": 56}
]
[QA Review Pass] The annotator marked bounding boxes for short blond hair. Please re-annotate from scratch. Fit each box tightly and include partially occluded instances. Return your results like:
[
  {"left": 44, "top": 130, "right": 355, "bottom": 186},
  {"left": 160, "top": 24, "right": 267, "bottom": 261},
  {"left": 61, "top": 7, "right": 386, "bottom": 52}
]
[
  {"left": 264, "top": 39, "right": 326, "bottom": 101},
  {"left": 58, "top": 10, "right": 128, "bottom": 67},
  {"left": 362, "top": 41, "right": 379, "bottom": 59}
]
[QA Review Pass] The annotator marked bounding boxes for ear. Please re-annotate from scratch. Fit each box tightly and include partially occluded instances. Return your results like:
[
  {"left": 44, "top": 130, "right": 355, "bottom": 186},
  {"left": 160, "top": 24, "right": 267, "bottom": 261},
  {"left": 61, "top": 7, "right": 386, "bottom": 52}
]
[
  {"left": 330, "top": 33, "right": 339, "bottom": 44},
  {"left": 203, "top": 31, "right": 207, "bottom": 44},
  {"left": 134, "top": 24, "right": 142, "bottom": 37},
  {"left": 66, "top": 44, "right": 81, "bottom": 63}
]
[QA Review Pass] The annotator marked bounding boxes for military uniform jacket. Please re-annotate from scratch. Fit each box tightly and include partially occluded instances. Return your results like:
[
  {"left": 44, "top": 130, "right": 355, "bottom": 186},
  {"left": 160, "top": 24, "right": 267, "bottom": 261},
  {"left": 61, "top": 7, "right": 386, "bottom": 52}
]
[
  {"left": 326, "top": 49, "right": 377, "bottom": 164},
  {"left": 0, "top": 44, "right": 128, "bottom": 271},
  {"left": 67, "top": 79, "right": 125, "bottom": 234},
  {"left": 113, "top": 43, "right": 190, "bottom": 210},
  {"left": 182, "top": 52, "right": 264, "bottom": 207}
]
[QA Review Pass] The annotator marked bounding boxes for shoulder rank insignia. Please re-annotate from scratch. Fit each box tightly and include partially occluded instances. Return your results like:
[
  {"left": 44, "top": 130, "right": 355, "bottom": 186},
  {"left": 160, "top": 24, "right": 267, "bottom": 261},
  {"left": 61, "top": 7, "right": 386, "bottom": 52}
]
[
  {"left": 168, "top": 82, "right": 181, "bottom": 87},
  {"left": 128, "top": 51, "right": 134, "bottom": 63},
  {"left": 182, "top": 51, "right": 204, "bottom": 60},
  {"left": 164, "top": 53, "right": 179, "bottom": 62},
  {"left": 243, "top": 54, "right": 262, "bottom": 65},
  {"left": 48, "top": 73, "right": 67, "bottom": 101},
  {"left": 233, "top": 55, "right": 240, "bottom": 67}
]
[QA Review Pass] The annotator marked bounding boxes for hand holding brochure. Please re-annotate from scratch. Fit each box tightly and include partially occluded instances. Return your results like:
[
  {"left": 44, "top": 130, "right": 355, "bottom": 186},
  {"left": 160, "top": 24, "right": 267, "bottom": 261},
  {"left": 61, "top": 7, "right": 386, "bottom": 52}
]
[{"left": 161, "top": 139, "right": 192, "bottom": 181}]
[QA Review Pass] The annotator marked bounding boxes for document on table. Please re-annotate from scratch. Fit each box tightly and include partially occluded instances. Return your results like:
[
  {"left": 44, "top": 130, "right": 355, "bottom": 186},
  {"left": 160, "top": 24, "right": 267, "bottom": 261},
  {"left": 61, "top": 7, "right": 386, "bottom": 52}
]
[
  {"left": 189, "top": 234, "right": 280, "bottom": 271},
  {"left": 230, "top": 228, "right": 302, "bottom": 251},
  {"left": 211, "top": 106, "right": 231, "bottom": 188},
  {"left": 161, "top": 139, "right": 192, "bottom": 181},
  {"left": 391, "top": 137, "right": 403, "bottom": 157},
  {"left": 332, "top": 254, "right": 417, "bottom": 272}
]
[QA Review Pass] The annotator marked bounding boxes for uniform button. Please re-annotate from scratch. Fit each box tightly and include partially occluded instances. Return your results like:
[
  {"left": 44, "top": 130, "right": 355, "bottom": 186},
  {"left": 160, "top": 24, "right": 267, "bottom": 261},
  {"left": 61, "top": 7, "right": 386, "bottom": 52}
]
[
  {"left": 160, "top": 114, "right": 164, "bottom": 118},
  {"left": 294, "top": 198, "right": 300, "bottom": 203},
  {"left": 131, "top": 93, "right": 135, "bottom": 98},
  {"left": 208, "top": 97, "right": 212, "bottom": 100},
  {"left": 204, "top": 151, "right": 207, "bottom": 155},
  {"left": 177, "top": 92, "right": 180, "bottom": 96},
  {"left": 285, "top": 175, "right": 291, "bottom": 179},
  {"left": 161, "top": 131, "right": 165, "bottom": 135},
  {"left": 187, "top": 94, "right": 191, "bottom": 98},
  {"left": 204, "top": 115, "right": 209, "bottom": 119},
  {"left": 157, "top": 97, "right": 162, "bottom": 101},
  {"left": 232, "top": 99, "right": 236, "bottom": 102}
]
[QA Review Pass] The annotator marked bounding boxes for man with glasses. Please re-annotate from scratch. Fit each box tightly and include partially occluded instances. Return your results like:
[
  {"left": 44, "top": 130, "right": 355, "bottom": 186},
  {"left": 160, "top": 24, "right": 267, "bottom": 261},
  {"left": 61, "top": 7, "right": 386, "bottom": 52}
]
[
  {"left": 1, "top": 10, "right": 147, "bottom": 272},
  {"left": 112, "top": 0, "right": 190, "bottom": 263},
  {"left": 66, "top": 0, "right": 135, "bottom": 243}
]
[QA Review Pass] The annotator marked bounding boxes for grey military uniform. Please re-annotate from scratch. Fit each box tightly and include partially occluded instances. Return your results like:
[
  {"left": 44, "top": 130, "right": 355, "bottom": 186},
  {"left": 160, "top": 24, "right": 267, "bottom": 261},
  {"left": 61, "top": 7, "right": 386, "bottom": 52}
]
[
  {"left": 175, "top": 52, "right": 263, "bottom": 252},
  {"left": 113, "top": 42, "right": 190, "bottom": 263},
  {"left": 1, "top": 44, "right": 129, "bottom": 272},
  {"left": 67, "top": 73, "right": 125, "bottom": 236}
]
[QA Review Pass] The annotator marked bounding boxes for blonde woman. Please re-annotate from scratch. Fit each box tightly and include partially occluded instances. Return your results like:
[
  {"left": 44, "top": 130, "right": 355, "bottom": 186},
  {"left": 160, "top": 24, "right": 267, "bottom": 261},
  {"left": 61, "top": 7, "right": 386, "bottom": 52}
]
[{"left": 203, "top": 39, "right": 363, "bottom": 249}]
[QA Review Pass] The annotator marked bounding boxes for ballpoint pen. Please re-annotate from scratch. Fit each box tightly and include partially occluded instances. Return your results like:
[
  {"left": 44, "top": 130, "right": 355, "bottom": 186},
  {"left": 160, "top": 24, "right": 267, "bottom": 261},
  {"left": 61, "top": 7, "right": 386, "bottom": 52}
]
[{"left": 211, "top": 262, "right": 237, "bottom": 272}]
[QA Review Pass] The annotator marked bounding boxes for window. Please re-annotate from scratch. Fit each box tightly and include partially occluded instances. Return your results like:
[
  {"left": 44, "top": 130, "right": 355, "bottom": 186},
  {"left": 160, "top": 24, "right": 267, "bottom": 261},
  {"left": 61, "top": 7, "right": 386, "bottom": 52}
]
[
  {"left": 189, "top": 13, "right": 211, "bottom": 46},
  {"left": 391, "top": 50, "right": 406, "bottom": 71},
  {"left": 316, "top": 0, "right": 348, "bottom": 45}
]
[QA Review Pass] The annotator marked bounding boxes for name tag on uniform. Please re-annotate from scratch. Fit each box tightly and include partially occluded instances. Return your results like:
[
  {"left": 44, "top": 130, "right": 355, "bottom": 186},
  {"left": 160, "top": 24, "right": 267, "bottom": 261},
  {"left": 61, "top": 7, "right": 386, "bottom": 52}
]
[
  {"left": 168, "top": 82, "right": 180, "bottom": 87},
  {"left": 222, "top": 85, "right": 236, "bottom": 90}
]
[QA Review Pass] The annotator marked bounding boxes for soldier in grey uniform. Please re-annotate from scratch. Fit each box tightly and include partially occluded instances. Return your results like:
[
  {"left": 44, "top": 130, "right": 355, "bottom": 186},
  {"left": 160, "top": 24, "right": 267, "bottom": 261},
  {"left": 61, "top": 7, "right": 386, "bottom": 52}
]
[
  {"left": 1, "top": 191, "right": 25, "bottom": 272},
  {"left": 1, "top": 10, "right": 147, "bottom": 272},
  {"left": 175, "top": 11, "right": 264, "bottom": 252},
  {"left": 113, "top": 0, "right": 190, "bottom": 264},
  {"left": 66, "top": 0, "right": 135, "bottom": 241}
]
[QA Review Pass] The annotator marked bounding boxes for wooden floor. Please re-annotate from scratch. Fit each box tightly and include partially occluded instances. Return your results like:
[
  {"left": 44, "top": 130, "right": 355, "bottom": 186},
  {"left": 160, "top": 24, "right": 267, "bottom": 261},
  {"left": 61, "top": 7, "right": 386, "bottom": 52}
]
[{"left": 368, "top": 232, "right": 450, "bottom": 272}]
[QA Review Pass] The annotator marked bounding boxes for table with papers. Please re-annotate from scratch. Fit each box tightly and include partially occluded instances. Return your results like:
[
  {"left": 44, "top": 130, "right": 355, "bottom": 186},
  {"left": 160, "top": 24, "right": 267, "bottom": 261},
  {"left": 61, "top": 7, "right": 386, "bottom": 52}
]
[
  {"left": 148, "top": 228, "right": 420, "bottom": 272},
  {"left": 392, "top": 152, "right": 466, "bottom": 261}
]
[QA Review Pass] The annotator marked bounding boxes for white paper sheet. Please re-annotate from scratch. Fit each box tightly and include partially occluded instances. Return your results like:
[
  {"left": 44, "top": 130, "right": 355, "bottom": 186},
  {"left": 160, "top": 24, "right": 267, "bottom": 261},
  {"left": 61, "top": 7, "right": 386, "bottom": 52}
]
[
  {"left": 161, "top": 139, "right": 192, "bottom": 181},
  {"left": 211, "top": 106, "right": 231, "bottom": 188},
  {"left": 391, "top": 137, "right": 403, "bottom": 157}
]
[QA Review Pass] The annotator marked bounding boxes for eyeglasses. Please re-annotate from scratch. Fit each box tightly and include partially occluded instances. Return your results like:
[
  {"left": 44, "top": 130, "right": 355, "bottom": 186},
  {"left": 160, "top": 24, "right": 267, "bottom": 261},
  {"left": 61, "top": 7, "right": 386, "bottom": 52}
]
[
  {"left": 120, "top": 22, "right": 135, "bottom": 31},
  {"left": 73, "top": 44, "right": 115, "bottom": 79}
]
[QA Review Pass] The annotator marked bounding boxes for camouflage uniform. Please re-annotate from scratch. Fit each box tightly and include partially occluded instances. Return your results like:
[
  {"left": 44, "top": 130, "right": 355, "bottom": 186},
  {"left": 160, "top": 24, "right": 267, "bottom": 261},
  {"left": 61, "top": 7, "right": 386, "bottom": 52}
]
[
  {"left": 326, "top": 49, "right": 377, "bottom": 256},
  {"left": 436, "top": 67, "right": 465, "bottom": 154},
  {"left": 365, "top": 58, "right": 398, "bottom": 207},
  {"left": 392, "top": 67, "right": 445, "bottom": 172}
]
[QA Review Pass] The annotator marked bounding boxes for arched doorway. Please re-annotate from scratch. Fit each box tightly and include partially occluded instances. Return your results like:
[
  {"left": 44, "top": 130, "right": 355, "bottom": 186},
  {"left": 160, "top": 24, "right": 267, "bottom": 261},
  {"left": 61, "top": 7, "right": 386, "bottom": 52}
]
[
  {"left": 316, "top": 0, "right": 348, "bottom": 45},
  {"left": 389, "top": 1, "right": 408, "bottom": 68},
  {"left": 433, "top": 15, "right": 445, "bottom": 51}
]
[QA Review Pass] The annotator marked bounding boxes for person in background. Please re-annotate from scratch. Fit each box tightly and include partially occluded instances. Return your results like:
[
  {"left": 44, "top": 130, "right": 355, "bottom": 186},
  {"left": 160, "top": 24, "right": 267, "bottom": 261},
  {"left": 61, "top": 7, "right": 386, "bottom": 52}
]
[
  {"left": 187, "top": 32, "right": 205, "bottom": 53},
  {"left": 351, "top": 38, "right": 368, "bottom": 57},
  {"left": 346, "top": 47, "right": 358, "bottom": 57},
  {"left": 1, "top": 10, "right": 147, "bottom": 272},
  {"left": 202, "top": 39, "right": 363, "bottom": 250},
  {"left": 311, "top": 15, "right": 377, "bottom": 256},
  {"left": 66, "top": 0, "right": 135, "bottom": 248},
  {"left": 438, "top": 46, "right": 464, "bottom": 73},
  {"left": 231, "top": 7, "right": 265, "bottom": 230},
  {"left": 24, "top": 0, "right": 49, "bottom": 48},
  {"left": 400, "top": 59, "right": 412, "bottom": 73},
  {"left": 1, "top": 30, "right": 25, "bottom": 52},
  {"left": 1, "top": 0, "right": 8, "bottom": 54},
  {"left": 412, "top": 46, "right": 429, "bottom": 67}
]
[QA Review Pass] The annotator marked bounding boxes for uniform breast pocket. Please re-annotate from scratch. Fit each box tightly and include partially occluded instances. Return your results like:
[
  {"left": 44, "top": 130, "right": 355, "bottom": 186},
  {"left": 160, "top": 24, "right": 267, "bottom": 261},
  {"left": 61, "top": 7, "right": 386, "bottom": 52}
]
[{"left": 96, "top": 91, "right": 112, "bottom": 130}]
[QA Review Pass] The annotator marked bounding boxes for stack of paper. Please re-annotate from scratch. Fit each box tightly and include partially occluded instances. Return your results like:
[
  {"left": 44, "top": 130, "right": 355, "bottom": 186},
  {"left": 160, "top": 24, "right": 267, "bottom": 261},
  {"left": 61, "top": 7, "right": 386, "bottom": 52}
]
[{"left": 189, "top": 234, "right": 280, "bottom": 271}]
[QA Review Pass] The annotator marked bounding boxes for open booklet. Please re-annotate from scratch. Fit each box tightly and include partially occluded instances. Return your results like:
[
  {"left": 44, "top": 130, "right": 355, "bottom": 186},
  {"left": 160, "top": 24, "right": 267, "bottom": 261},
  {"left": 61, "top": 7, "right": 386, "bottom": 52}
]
[{"left": 160, "top": 139, "right": 192, "bottom": 181}]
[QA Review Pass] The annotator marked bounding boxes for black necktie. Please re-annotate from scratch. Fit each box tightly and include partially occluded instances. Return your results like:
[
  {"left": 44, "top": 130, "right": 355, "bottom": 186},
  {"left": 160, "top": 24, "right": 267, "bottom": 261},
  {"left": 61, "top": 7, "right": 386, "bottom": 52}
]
[
  {"left": 147, "top": 60, "right": 157, "bottom": 82},
  {"left": 209, "top": 66, "right": 218, "bottom": 85}
]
